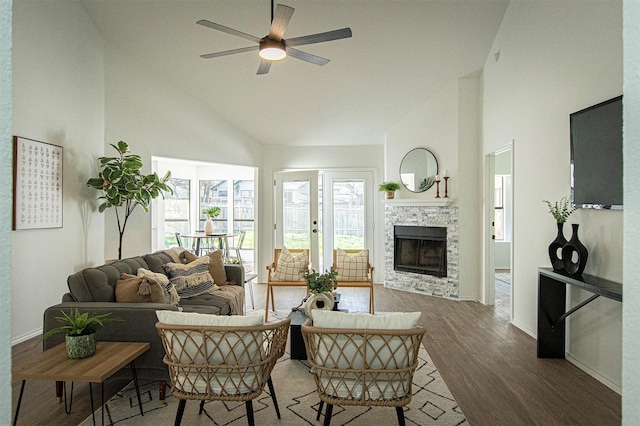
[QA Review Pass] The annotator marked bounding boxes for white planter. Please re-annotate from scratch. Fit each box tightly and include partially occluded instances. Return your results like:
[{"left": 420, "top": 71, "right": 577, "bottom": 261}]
[
  {"left": 304, "top": 292, "right": 335, "bottom": 320},
  {"left": 204, "top": 218, "right": 214, "bottom": 234}
]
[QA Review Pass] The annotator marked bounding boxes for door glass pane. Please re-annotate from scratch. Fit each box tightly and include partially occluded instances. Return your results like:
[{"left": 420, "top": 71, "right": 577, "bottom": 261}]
[
  {"left": 283, "top": 180, "right": 310, "bottom": 249},
  {"left": 164, "top": 178, "right": 190, "bottom": 248},
  {"left": 233, "top": 180, "right": 255, "bottom": 271},
  {"left": 333, "top": 180, "right": 365, "bottom": 248},
  {"left": 199, "top": 180, "right": 228, "bottom": 233}
]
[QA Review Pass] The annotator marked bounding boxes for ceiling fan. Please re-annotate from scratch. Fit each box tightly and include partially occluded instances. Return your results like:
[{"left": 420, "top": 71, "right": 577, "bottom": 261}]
[{"left": 197, "top": 1, "right": 352, "bottom": 75}]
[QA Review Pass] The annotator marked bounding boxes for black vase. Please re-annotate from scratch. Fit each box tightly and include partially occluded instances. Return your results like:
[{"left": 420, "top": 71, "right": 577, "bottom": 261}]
[
  {"left": 561, "top": 224, "right": 588, "bottom": 276},
  {"left": 548, "top": 222, "right": 567, "bottom": 272}
]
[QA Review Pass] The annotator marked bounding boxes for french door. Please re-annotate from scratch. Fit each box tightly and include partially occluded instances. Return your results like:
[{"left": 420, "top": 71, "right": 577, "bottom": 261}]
[
  {"left": 275, "top": 170, "right": 374, "bottom": 272},
  {"left": 274, "top": 171, "right": 320, "bottom": 269}
]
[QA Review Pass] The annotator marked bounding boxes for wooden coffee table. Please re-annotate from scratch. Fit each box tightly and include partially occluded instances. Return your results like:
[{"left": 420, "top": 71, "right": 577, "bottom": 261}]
[{"left": 12, "top": 341, "right": 150, "bottom": 425}]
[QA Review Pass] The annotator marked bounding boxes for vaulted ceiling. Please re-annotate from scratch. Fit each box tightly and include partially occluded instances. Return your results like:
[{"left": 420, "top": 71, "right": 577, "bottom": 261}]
[{"left": 81, "top": 0, "right": 509, "bottom": 146}]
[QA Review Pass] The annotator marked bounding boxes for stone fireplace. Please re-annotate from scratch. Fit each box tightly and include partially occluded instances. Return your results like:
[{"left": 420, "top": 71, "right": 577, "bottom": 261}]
[{"left": 384, "top": 201, "right": 459, "bottom": 298}]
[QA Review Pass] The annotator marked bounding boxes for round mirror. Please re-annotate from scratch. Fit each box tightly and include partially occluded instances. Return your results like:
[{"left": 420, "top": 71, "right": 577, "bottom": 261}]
[{"left": 399, "top": 148, "right": 438, "bottom": 193}]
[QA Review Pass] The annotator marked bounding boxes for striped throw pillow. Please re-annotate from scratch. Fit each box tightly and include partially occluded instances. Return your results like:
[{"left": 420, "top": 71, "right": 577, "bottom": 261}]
[{"left": 163, "top": 256, "right": 218, "bottom": 298}]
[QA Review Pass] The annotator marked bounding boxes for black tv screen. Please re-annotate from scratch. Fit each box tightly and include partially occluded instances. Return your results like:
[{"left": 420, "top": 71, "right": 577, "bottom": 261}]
[{"left": 570, "top": 95, "right": 623, "bottom": 209}]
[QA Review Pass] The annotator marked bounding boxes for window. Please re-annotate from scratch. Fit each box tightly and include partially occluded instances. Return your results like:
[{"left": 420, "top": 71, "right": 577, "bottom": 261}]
[
  {"left": 233, "top": 180, "right": 255, "bottom": 267},
  {"left": 199, "top": 180, "right": 228, "bottom": 234},
  {"left": 163, "top": 178, "right": 190, "bottom": 248},
  {"left": 332, "top": 180, "right": 365, "bottom": 248},
  {"left": 494, "top": 175, "right": 505, "bottom": 241}
]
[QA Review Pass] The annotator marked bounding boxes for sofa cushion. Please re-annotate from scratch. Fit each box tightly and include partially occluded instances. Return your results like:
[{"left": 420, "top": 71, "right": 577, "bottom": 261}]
[
  {"left": 115, "top": 273, "right": 167, "bottom": 303},
  {"left": 272, "top": 248, "right": 308, "bottom": 282},
  {"left": 163, "top": 256, "right": 218, "bottom": 298}
]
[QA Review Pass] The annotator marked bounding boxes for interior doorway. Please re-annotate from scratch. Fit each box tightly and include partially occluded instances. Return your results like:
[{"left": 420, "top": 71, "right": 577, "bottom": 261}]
[{"left": 485, "top": 145, "right": 513, "bottom": 320}]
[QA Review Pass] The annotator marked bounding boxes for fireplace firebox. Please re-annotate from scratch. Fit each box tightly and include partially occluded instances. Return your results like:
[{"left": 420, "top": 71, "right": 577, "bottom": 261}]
[{"left": 394, "top": 225, "right": 447, "bottom": 278}]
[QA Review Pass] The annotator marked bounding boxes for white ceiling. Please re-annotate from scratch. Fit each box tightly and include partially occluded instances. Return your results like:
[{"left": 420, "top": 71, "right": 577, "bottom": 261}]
[{"left": 81, "top": 0, "right": 509, "bottom": 146}]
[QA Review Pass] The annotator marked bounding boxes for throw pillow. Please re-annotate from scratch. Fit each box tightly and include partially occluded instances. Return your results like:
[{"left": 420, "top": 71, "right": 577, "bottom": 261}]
[
  {"left": 272, "top": 247, "right": 308, "bottom": 281},
  {"left": 137, "top": 268, "right": 180, "bottom": 305},
  {"left": 115, "top": 273, "right": 166, "bottom": 303},
  {"left": 180, "top": 250, "right": 199, "bottom": 264},
  {"left": 335, "top": 249, "right": 369, "bottom": 281},
  {"left": 312, "top": 310, "right": 421, "bottom": 329},
  {"left": 163, "top": 256, "right": 218, "bottom": 298},
  {"left": 156, "top": 310, "right": 263, "bottom": 326},
  {"left": 206, "top": 250, "right": 231, "bottom": 285}
]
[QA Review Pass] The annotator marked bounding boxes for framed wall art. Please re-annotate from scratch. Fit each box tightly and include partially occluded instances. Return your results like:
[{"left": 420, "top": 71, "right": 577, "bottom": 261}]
[{"left": 12, "top": 136, "right": 63, "bottom": 230}]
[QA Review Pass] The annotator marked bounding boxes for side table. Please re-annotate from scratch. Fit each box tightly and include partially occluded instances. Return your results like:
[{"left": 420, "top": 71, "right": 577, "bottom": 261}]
[{"left": 13, "top": 341, "right": 150, "bottom": 425}]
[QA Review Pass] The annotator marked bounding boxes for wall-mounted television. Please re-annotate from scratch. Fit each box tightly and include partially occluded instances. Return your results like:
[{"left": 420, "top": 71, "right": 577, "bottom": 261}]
[{"left": 570, "top": 95, "right": 623, "bottom": 210}]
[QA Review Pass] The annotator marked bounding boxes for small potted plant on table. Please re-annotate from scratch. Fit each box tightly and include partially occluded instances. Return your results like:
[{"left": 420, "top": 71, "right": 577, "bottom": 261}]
[
  {"left": 303, "top": 269, "right": 339, "bottom": 319},
  {"left": 202, "top": 206, "right": 221, "bottom": 235},
  {"left": 42, "top": 309, "right": 119, "bottom": 359}
]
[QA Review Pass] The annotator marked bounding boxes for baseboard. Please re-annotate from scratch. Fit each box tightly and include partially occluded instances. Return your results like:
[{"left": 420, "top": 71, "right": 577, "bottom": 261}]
[
  {"left": 511, "top": 319, "right": 536, "bottom": 339},
  {"left": 565, "top": 352, "right": 622, "bottom": 394},
  {"left": 12, "top": 328, "right": 42, "bottom": 346}
]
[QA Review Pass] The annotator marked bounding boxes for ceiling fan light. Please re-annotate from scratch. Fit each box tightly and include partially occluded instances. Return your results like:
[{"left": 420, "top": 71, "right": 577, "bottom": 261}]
[{"left": 259, "top": 39, "right": 287, "bottom": 61}]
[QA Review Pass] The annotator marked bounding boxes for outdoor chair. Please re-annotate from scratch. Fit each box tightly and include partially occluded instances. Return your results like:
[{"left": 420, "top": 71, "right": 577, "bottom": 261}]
[
  {"left": 301, "top": 311, "right": 425, "bottom": 426},
  {"left": 156, "top": 313, "right": 290, "bottom": 426}
]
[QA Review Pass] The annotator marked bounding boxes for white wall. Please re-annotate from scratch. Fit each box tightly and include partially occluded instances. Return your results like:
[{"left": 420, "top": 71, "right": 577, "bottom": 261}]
[
  {"left": 385, "top": 78, "right": 481, "bottom": 300},
  {"left": 482, "top": 1, "right": 623, "bottom": 390},
  {"left": 623, "top": 0, "right": 640, "bottom": 422},
  {"left": 0, "top": 0, "right": 12, "bottom": 422},
  {"left": 11, "top": 0, "right": 106, "bottom": 342},
  {"left": 102, "top": 44, "right": 264, "bottom": 259}
]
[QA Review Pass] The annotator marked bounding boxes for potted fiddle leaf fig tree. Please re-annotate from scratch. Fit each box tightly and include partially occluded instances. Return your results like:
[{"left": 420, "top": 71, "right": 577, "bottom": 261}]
[{"left": 87, "top": 141, "right": 172, "bottom": 259}]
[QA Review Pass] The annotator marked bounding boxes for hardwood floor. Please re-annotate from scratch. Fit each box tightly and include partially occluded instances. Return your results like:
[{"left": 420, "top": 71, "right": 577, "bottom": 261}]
[{"left": 12, "top": 282, "right": 621, "bottom": 425}]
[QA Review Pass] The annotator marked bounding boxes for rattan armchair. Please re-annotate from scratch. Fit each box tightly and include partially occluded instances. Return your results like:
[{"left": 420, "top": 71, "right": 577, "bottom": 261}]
[
  {"left": 301, "top": 318, "right": 425, "bottom": 426},
  {"left": 156, "top": 318, "right": 290, "bottom": 425}
]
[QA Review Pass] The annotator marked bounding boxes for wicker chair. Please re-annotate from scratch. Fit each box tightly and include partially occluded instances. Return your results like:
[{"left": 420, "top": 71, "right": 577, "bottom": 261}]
[
  {"left": 156, "top": 318, "right": 290, "bottom": 425},
  {"left": 301, "top": 318, "right": 425, "bottom": 426}
]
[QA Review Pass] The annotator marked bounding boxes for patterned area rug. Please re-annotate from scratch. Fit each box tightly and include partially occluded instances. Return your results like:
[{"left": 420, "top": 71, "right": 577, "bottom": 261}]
[{"left": 81, "top": 331, "right": 466, "bottom": 425}]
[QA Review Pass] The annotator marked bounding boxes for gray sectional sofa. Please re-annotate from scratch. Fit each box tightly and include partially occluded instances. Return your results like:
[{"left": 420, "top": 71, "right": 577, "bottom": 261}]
[{"left": 43, "top": 248, "right": 245, "bottom": 401}]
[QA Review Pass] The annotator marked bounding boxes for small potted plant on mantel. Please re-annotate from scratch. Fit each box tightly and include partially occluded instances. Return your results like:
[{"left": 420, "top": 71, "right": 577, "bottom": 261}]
[
  {"left": 378, "top": 181, "right": 400, "bottom": 199},
  {"left": 202, "top": 206, "right": 221, "bottom": 235},
  {"left": 42, "top": 309, "right": 120, "bottom": 359},
  {"left": 303, "top": 269, "right": 339, "bottom": 319}
]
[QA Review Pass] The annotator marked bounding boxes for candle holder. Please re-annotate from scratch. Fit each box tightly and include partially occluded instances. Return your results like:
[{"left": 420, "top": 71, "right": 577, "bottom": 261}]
[
  {"left": 435, "top": 180, "right": 441, "bottom": 198},
  {"left": 443, "top": 176, "right": 449, "bottom": 198}
]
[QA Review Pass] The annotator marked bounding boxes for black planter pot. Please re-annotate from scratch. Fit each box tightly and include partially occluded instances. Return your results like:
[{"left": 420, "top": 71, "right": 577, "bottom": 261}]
[
  {"left": 561, "top": 224, "right": 589, "bottom": 276},
  {"left": 548, "top": 222, "right": 567, "bottom": 272}
]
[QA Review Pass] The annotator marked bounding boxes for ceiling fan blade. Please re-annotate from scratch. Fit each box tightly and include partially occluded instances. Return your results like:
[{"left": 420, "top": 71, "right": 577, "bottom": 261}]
[
  {"left": 200, "top": 46, "right": 258, "bottom": 59},
  {"left": 196, "top": 19, "right": 261, "bottom": 43},
  {"left": 257, "top": 60, "right": 272, "bottom": 75},
  {"left": 286, "top": 47, "right": 330, "bottom": 66},
  {"left": 285, "top": 28, "right": 352, "bottom": 47},
  {"left": 269, "top": 4, "right": 295, "bottom": 41}
]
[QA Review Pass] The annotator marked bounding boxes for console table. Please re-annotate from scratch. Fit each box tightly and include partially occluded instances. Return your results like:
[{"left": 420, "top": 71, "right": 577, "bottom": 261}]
[{"left": 537, "top": 267, "right": 622, "bottom": 358}]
